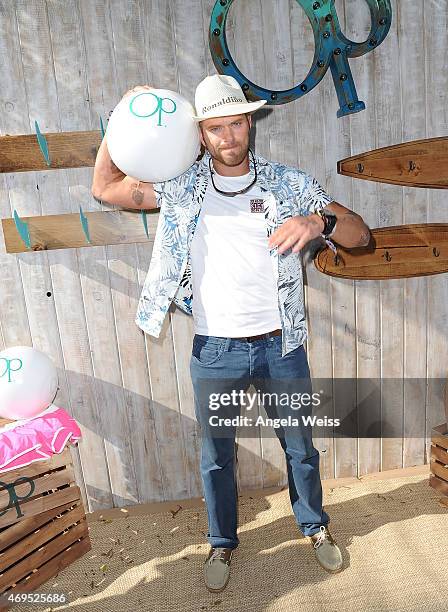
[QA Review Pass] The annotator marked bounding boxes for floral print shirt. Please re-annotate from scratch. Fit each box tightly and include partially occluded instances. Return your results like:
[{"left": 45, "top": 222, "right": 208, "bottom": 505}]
[{"left": 135, "top": 150, "right": 333, "bottom": 356}]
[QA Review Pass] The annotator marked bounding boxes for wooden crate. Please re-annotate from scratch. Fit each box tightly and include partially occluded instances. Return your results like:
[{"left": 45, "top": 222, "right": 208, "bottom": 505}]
[
  {"left": 0, "top": 448, "right": 91, "bottom": 610},
  {"left": 429, "top": 422, "right": 448, "bottom": 506}
]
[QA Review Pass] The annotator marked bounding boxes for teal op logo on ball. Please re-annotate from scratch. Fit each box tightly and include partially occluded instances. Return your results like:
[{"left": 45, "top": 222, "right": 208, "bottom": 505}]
[
  {"left": 0, "top": 357, "right": 23, "bottom": 383},
  {"left": 129, "top": 92, "right": 177, "bottom": 127}
]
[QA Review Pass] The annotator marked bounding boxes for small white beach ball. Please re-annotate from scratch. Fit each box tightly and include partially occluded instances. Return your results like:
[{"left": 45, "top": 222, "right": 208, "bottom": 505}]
[{"left": 0, "top": 346, "right": 58, "bottom": 419}]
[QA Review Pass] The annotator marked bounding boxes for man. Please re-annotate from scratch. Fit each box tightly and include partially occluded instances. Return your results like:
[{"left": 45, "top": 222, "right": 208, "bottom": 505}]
[{"left": 92, "top": 75, "right": 370, "bottom": 594}]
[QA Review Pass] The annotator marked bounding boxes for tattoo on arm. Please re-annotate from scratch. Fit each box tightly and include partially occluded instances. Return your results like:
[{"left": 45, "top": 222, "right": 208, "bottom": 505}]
[{"left": 132, "top": 181, "right": 144, "bottom": 206}]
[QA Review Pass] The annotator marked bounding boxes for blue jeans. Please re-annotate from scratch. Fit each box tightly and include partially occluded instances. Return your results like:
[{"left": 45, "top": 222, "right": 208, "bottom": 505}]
[{"left": 190, "top": 333, "right": 330, "bottom": 549}]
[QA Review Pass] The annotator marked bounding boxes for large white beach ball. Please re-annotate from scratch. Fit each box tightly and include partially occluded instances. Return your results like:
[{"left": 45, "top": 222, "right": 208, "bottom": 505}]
[
  {"left": 0, "top": 346, "right": 58, "bottom": 419},
  {"left": 106, "top": 88, "right": 201, "bottom": 183}
]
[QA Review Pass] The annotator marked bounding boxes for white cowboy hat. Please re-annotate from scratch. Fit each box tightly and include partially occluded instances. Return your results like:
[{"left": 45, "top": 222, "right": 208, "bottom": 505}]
[{"left": 192, "top": 74, "right": 267, "bottom": 122}]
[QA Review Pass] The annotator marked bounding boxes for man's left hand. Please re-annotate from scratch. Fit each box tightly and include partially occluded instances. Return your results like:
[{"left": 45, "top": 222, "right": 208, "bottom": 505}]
[{"left": 268, "top": 214, "right": 324, "bottom": 254}]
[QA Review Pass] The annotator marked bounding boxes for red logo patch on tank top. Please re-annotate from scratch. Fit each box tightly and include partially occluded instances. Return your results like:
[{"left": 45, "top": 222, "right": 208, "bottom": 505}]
[{"left": 250, "top": 199, "right": 264, "bottom": 213}]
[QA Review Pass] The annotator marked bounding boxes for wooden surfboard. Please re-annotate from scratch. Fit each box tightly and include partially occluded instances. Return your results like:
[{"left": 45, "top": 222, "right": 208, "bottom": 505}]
[
  {"left": 314, "top": 224, "right": 448, "bottom": 279},
  {"left": 337, "top": 137, "right": 448, "bottom": 189}
]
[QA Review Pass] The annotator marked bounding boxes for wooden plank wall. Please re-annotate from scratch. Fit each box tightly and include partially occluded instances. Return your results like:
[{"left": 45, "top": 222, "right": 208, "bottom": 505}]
[{"left": 0, "top": 0, "right": 446, "bottom": 510}]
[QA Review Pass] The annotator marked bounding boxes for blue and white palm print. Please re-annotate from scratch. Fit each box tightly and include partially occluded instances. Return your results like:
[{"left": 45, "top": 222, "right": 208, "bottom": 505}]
[{"left": 135, "top": 150, "right": 333, "bottom": 357}]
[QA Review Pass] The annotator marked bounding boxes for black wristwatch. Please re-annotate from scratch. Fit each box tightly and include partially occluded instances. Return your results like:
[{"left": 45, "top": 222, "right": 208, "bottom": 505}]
[{"left": 315, "top": 208, "right": 337, "bottom": 239}]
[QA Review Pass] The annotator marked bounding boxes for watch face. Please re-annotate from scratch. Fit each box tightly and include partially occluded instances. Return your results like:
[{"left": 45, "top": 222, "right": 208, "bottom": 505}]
[{"left": 324, "top": 213, "right": 337, "bottom": 237}]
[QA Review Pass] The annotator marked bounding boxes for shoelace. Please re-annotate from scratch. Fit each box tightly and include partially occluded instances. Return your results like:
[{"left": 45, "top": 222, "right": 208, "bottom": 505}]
[
  {"left": 208, "top": 548, "right": 231, "bottom": 565},
  {"left": 312, "top": 525, "right": 332, "bottom": 549}
]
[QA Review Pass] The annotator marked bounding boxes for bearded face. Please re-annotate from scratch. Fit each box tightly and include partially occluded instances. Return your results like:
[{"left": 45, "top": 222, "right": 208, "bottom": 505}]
[{"left": 199, "top": 114, "right": 252, "bottom": 170}]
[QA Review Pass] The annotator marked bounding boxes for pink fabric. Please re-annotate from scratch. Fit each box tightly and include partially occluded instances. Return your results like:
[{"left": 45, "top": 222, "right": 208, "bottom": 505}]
[{"left": 0, "top": 405, "right": 81, "bottom": 474}]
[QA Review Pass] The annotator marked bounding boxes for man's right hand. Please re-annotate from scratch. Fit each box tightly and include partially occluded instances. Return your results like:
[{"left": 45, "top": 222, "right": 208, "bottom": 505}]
[
  {"left": 91, "top": 84, "right": 159, "bottom": 211},
  {"left": 121, "top": 84, "right": 152, "bottom": 102},
  {"left": 91, "top": 134, "right": 159, "bottom": 210}
]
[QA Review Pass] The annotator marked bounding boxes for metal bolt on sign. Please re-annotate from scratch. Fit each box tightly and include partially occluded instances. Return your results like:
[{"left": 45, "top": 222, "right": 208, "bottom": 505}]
[{"left": 209, "top": 0, "right": 392, "bottom": 117}]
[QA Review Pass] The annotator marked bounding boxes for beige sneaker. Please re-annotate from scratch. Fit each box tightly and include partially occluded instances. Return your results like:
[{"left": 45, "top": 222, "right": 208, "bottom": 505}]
[
  {"left": 309, "top": 526, "right": 343, "bottom": 573},
  {"left": 204, "top": 547, "right": 233, "bottom": 592}
]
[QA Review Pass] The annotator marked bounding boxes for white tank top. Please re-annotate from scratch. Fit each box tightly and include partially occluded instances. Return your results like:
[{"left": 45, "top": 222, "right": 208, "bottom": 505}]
[{"left": 190, "top": 170, "right": 282, "bottom": 336}]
